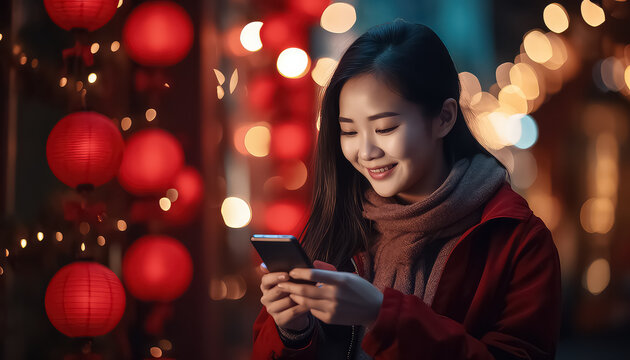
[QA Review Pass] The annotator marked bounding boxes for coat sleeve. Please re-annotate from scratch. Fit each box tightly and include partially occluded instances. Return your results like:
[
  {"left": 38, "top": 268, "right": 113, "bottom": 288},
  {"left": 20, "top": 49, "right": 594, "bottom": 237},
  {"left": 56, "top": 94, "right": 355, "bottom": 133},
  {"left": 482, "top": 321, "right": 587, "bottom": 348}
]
[
  {"left": 360, "top": 224, "right": 562, "bottom": 360},
  {"left": 251, "top": 305, "right": 319, "bottom": 360}
]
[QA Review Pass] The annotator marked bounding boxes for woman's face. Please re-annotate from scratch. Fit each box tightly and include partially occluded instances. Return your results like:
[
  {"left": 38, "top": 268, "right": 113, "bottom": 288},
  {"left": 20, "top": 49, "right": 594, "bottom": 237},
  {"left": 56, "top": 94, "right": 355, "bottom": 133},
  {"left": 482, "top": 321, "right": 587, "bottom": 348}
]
[{"left": 338, "top": 73, "right": 451, "bottom": 202}]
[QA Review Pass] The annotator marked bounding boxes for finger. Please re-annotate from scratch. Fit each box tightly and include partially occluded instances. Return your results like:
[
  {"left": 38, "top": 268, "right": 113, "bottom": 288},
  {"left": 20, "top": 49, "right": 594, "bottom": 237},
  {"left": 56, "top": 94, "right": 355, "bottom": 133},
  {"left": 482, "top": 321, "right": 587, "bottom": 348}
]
[
  {"left": 289, "top": 294, "right": 330, "bottom": 312},
  {"left": 260, "top": 286, "right": 290, "bottom": 305},
  {"left": 310, "top": 308, "right": 331, "bottom": 324},
  {"left": 276, "top": 304, "right": 310, "bottom": 324},
  {"left": 260, "top": 272, "right": 290, "bottom": 291},
  {"left": 265, "top": 296, "right": 297, "bottom": 314},
  {"left": 289, "top": 268, "right": 346, "bottom": 285},
  {"left": 259, "top": 262, "right": 269, "bottom": 274},
  {"left": 276, "top": 282, "right": 332, "bottom": 300}
]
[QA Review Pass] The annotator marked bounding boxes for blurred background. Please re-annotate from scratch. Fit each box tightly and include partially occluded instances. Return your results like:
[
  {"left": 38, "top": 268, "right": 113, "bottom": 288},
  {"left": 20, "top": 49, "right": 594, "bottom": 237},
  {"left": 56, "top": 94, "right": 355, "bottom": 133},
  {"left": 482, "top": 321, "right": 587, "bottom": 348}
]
[{"left": 1, "top": 0, "right": 629, "bottom": 359}]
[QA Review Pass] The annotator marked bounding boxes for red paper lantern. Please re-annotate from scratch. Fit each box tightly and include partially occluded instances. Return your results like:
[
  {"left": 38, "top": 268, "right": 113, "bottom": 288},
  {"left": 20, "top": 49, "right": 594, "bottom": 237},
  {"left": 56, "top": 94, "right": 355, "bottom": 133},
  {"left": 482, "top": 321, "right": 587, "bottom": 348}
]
[
  {"left": 45, "top": 262, "right": 126, "bottom": 337},
  {"left": 271, "top": 122, "right": 312, "bottom": 160},
  {"left": 122, "top": 1, "right": 194, "bottom": 67},
  {"left": 44, "top": 0, "right": 119, "bottom": 31},
  {"left": 47, "top": 111, "right": 124, "bottom": 189},
  {"left": 162, "top": 166, "right": 204, "bottom": 225},
  {"left": 122, "top": 235, "right": 193, "bottom": 301},
  {"left": 117, "top": 129, "right": 184, "bottom": 196},
  {"left": 264, "top": 201, "right": 307, "bottom": 234}
]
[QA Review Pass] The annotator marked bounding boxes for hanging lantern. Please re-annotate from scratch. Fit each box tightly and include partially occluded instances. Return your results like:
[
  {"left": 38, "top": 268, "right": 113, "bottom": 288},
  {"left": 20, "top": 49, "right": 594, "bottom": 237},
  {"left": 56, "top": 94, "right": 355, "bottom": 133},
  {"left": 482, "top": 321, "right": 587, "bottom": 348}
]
[
  {"left": 44, "top": 0, "right": 119, "bottom": 31},
  {"left": 47, "top": 111, "right": 124, "bottom": 190},
  {"left": 162, "top": 166, "right": 204, "bottom": 226},
  {"left": 122, "top": 235, "right": 193, "bottom": 302},
  {"left": 271, "top": 122, "right": 312, "bottom": 160},
  {"left": 122, "top": 1, "right": 194, "bottom": 67},
  {"left": 117, "top": 129, "right": 184, "bottom": 196},
  {"left": 45, "top": 262, "right": 126, "bottom": 337}
]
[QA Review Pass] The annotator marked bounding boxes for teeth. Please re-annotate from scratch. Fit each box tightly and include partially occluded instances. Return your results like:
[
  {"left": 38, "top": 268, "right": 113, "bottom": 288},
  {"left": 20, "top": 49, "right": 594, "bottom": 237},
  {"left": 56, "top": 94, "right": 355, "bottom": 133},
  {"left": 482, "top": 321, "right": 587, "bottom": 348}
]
[{"left": 369, "top": 164, "right": 394, "bottom": 173}]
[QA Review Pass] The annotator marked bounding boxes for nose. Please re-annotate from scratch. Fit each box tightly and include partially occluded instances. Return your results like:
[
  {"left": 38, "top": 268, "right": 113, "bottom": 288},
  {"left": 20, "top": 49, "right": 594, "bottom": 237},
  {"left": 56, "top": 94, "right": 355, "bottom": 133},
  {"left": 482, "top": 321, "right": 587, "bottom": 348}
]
[{"left": 358, "top": 133, "right": 383, "bottom": 162}]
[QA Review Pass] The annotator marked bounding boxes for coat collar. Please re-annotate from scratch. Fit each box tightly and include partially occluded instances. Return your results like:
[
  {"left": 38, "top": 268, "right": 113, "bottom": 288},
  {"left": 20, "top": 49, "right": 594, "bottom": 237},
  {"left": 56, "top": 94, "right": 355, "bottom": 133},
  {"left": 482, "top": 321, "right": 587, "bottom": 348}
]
[{"left": 479, "top": 182, "right": 532, "bottom": 223}]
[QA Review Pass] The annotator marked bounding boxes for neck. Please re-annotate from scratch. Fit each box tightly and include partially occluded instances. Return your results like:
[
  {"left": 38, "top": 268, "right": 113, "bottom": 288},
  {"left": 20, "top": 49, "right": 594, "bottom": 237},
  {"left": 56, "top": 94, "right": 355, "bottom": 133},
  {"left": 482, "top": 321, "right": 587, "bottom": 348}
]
[{"left": 395, "top": 151, "right": 450, "bottom": 205}]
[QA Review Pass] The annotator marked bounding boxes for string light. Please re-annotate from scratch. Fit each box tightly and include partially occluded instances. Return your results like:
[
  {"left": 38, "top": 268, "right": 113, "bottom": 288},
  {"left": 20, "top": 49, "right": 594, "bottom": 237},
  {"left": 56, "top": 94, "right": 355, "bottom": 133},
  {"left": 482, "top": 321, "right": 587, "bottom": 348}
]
[
  {"left": 276, "top": 47, "right": 310, "bottom": 78},
  {"left": 158, "top": 339, "right": 172, "bottom": 351},
  {"left": 543, "top": 3, "right": 569, "bottom": 33},
  {"left": 31, "top": 59, "right": 39, "bottom": 69},
  {"left": 221, "top": 197, "right": 252, "bottom": 228},
  {"left": 117, "top": 0, "right": 124, "bottom": 8},
  {"left": 97, "top": 236, "right": 106, "bottom": 246},
  {"left": 117, "top": 220, "right": 127, "bottom": 231},
  {"left": 90, "top": 43, "right": 100, "bottom": 54},
  {"left": 88, "top": 73, "right": 97, "bottom": 83},
  {"left": 166, "top": 188, "right": 179, "bottom": 202},
  {"left": 37, "top": 232, "right": 44, "bottom": 241},
  {"left": 159, "top": 197, "right": 172, "bottom": 211},
  {"left": 320, "top": 3, "right": 356, "bottom": 33},
  {"left": 81, "top": 242, "right": 86, "bottom": 251},
  {"left": 75, "top": 81, "right": 84, "bottom": 92},
  {"left": 581, "top": 0, "right": 605, "bottom": 27},
  {"left": 19, "top": 54, "right": 27, "bottom": 65},
  {"left": 59, "top": 77, "right": 68, "bottom": 87},
  {"left": 111, "top": 41, "right": 120, "bottom": 52},
  {"left": 5, "top": 249, "right": 9, "bottom": 257},
  {"left": 55, "top": 232, "right": 63, "bottom": 242},
  {"left": 121, "top": 117, "right": 132, "bottom": 131},
  {"left": 150, "top": 347, "right": 162, "bottom": 358},
  {"left": 145, "top": 108, "right": 157, "bottom": 122},
  {"left": 20, "top": 239, "right": 27, "bottom": 248},
  {"left": 240, "top": 21, "right": 263, "bottom": 52},
  {"left": 244, "top": 125, "right": 271, "bottom": 157}
]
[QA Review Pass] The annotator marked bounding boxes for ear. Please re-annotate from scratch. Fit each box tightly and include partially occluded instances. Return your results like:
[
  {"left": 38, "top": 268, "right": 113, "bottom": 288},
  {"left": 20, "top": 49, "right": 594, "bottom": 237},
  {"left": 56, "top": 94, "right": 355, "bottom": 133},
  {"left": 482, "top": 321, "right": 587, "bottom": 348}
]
[{"left": 432, "top": 98, "right": 458, "bottom": 139}]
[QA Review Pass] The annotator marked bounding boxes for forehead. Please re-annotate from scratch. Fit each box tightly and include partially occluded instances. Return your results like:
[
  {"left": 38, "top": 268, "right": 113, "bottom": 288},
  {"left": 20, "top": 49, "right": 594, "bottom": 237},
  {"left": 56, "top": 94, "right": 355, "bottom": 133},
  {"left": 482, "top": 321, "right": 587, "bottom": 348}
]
[{"left": 339, "top": 74, "right": 406, "bottom": 116}]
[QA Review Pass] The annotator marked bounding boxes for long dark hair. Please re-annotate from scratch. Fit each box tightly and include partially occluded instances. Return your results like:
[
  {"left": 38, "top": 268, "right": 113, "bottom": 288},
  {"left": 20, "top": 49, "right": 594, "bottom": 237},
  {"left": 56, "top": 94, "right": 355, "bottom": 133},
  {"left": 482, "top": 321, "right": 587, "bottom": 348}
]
[{"left": 299, "top": 19, "right": 497, "bottom": 267}]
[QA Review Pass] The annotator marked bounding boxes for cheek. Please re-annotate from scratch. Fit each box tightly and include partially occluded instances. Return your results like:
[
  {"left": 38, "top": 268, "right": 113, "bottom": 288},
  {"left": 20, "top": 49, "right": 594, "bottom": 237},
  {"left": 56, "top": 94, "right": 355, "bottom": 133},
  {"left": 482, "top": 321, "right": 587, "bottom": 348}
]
[{"left": 340, "top": 138, "right": 357, "bottom": 162}]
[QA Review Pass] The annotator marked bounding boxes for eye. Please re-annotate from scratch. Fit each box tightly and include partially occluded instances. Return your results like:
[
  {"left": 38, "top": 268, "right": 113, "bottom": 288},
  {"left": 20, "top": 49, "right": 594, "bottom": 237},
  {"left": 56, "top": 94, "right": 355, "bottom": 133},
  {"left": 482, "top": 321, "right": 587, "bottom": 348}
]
[
  {"left": 340, "top": 131, "right": 357, "bottom": 136},
  {"left": 376, "top": 125, "right": 399, "bottom": 134}
]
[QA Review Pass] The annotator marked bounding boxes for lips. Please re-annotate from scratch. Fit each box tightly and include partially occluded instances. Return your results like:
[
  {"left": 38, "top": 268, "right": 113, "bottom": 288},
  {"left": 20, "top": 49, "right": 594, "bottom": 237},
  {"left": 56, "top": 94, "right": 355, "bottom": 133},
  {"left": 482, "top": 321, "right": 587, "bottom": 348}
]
[{"left": 366, "top": 163, "right": 398, "bottom": 180}]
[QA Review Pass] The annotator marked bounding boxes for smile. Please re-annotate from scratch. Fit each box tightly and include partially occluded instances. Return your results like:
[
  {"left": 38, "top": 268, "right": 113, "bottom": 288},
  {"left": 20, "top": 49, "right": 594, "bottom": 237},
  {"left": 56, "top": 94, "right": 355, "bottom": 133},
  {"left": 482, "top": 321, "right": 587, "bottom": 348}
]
[{"left": 367, "top": 163, "right": 397, "bottom": 180}]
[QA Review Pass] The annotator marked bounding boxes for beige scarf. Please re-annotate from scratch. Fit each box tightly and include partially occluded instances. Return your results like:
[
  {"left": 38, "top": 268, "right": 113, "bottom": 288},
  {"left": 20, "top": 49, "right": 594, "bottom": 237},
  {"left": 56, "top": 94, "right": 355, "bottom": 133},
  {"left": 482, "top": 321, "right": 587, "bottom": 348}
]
[{"left": 360, "top": 153, "right": 506, "bottom": 305}]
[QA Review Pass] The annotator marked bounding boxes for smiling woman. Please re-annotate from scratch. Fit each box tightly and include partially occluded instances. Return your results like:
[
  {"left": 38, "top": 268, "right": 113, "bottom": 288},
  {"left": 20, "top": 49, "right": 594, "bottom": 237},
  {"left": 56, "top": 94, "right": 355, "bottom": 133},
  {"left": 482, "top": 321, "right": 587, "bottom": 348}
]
[{"left": 252, "top": 19, "right": 561, "bottom": 360}]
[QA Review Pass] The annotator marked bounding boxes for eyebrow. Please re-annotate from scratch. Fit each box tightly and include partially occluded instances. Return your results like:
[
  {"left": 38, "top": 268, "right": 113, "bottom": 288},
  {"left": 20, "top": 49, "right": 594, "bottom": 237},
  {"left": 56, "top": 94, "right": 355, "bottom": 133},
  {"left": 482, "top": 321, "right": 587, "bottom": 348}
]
[{"left": 338, "top": 112, "right": 400, "bottom": 123}]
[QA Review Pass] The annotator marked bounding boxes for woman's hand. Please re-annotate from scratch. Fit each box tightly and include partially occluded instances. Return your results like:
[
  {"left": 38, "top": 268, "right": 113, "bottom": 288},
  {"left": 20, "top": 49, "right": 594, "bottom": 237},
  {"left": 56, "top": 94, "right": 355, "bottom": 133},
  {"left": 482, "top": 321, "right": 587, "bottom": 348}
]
[
  {"left": 259, "top": 266, "right": 311, "bottom": 331},
  {"left": 277, "top": 269, "right": 383, "bottom": 328}
]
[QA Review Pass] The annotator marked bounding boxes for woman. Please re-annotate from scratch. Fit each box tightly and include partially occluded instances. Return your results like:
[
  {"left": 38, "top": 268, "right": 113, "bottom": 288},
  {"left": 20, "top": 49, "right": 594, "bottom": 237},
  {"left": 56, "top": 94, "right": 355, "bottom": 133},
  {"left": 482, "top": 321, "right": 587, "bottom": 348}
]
[{"left": 252, "top": 19, "right": 561, "bottom": 360}]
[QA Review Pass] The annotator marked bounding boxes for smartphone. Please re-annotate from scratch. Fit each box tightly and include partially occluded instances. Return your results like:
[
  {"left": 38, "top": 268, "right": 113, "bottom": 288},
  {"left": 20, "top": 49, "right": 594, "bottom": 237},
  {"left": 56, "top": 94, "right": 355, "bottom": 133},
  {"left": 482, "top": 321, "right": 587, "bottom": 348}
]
[{"left": 250, "top": 234, "right": 316, "bottom": 285}]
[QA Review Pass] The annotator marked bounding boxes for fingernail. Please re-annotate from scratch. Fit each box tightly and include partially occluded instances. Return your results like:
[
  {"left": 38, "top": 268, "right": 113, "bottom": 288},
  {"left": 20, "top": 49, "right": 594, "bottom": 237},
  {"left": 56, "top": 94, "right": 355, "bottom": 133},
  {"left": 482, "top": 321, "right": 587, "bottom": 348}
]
[
  {"left": 277, "top": 283, "right": 285, "bottom": 289},
  {"left": 278, "top": 275, "right": 287, "bottom": 281}
]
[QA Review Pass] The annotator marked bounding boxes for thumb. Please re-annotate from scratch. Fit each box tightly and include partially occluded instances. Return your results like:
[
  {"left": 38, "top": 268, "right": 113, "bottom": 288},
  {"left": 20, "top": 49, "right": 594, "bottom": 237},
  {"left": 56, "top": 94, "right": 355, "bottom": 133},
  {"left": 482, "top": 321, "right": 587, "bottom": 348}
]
[{"left": 259, "top": 262, "right": 269, "bottom": 273}]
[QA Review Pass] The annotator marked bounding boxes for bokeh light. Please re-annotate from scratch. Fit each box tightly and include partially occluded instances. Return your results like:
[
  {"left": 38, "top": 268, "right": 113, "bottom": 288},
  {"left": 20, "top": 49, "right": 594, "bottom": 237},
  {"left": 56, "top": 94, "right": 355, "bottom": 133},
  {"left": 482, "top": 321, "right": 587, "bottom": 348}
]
[
  {"left": 159, "top": 197, "right": 172, "bottom": 211},
  {"left": 240, "top": 21, "right": 263, "bottom": 52},
  {"left": 277, "top": 47, "right": 310, "bottom": 78},
  {"left": 581, "top": 0, "right": 605, "bottom": 27},
  {"left": 580, "top": 197, "right": 615, "bottom": 234},
  {"left": 584, "top": 258, "right": 610, "bottom": 295},
  {"left": 311, "top": 57, "right": 338, "bottom": 86},
  {"left": 221, "top": 197, "right": 252, "bottom": 228},
  {"left": 514, "top": 114, "right": 539, "bottom": 149},
  {"left": 523, "top": 30, "right": 553, "bottom": 63},
  {"left": 320, "top": 2, "right": 356, "bottom": 33},
  {"left": 244, "top": 125, "right": 271, "bottom": 157},
  {"left": 543, "top": 3, "right": 569, "bottom": 33}
]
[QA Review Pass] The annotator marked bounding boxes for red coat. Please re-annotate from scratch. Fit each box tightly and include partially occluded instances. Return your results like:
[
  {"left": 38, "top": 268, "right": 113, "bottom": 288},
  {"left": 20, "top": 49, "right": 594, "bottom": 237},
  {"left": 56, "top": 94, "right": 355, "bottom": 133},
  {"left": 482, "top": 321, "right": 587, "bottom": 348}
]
[{"left": 251, "top": 183, "right": 562, "bottom": 359}]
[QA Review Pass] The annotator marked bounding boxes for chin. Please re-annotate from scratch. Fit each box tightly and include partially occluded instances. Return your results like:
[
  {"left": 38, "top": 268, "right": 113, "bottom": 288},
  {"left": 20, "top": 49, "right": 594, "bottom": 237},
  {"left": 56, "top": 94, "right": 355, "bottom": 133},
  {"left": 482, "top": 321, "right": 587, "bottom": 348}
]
[{"left": 370, "top": 183, "right": 399, "bottom": 198}]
